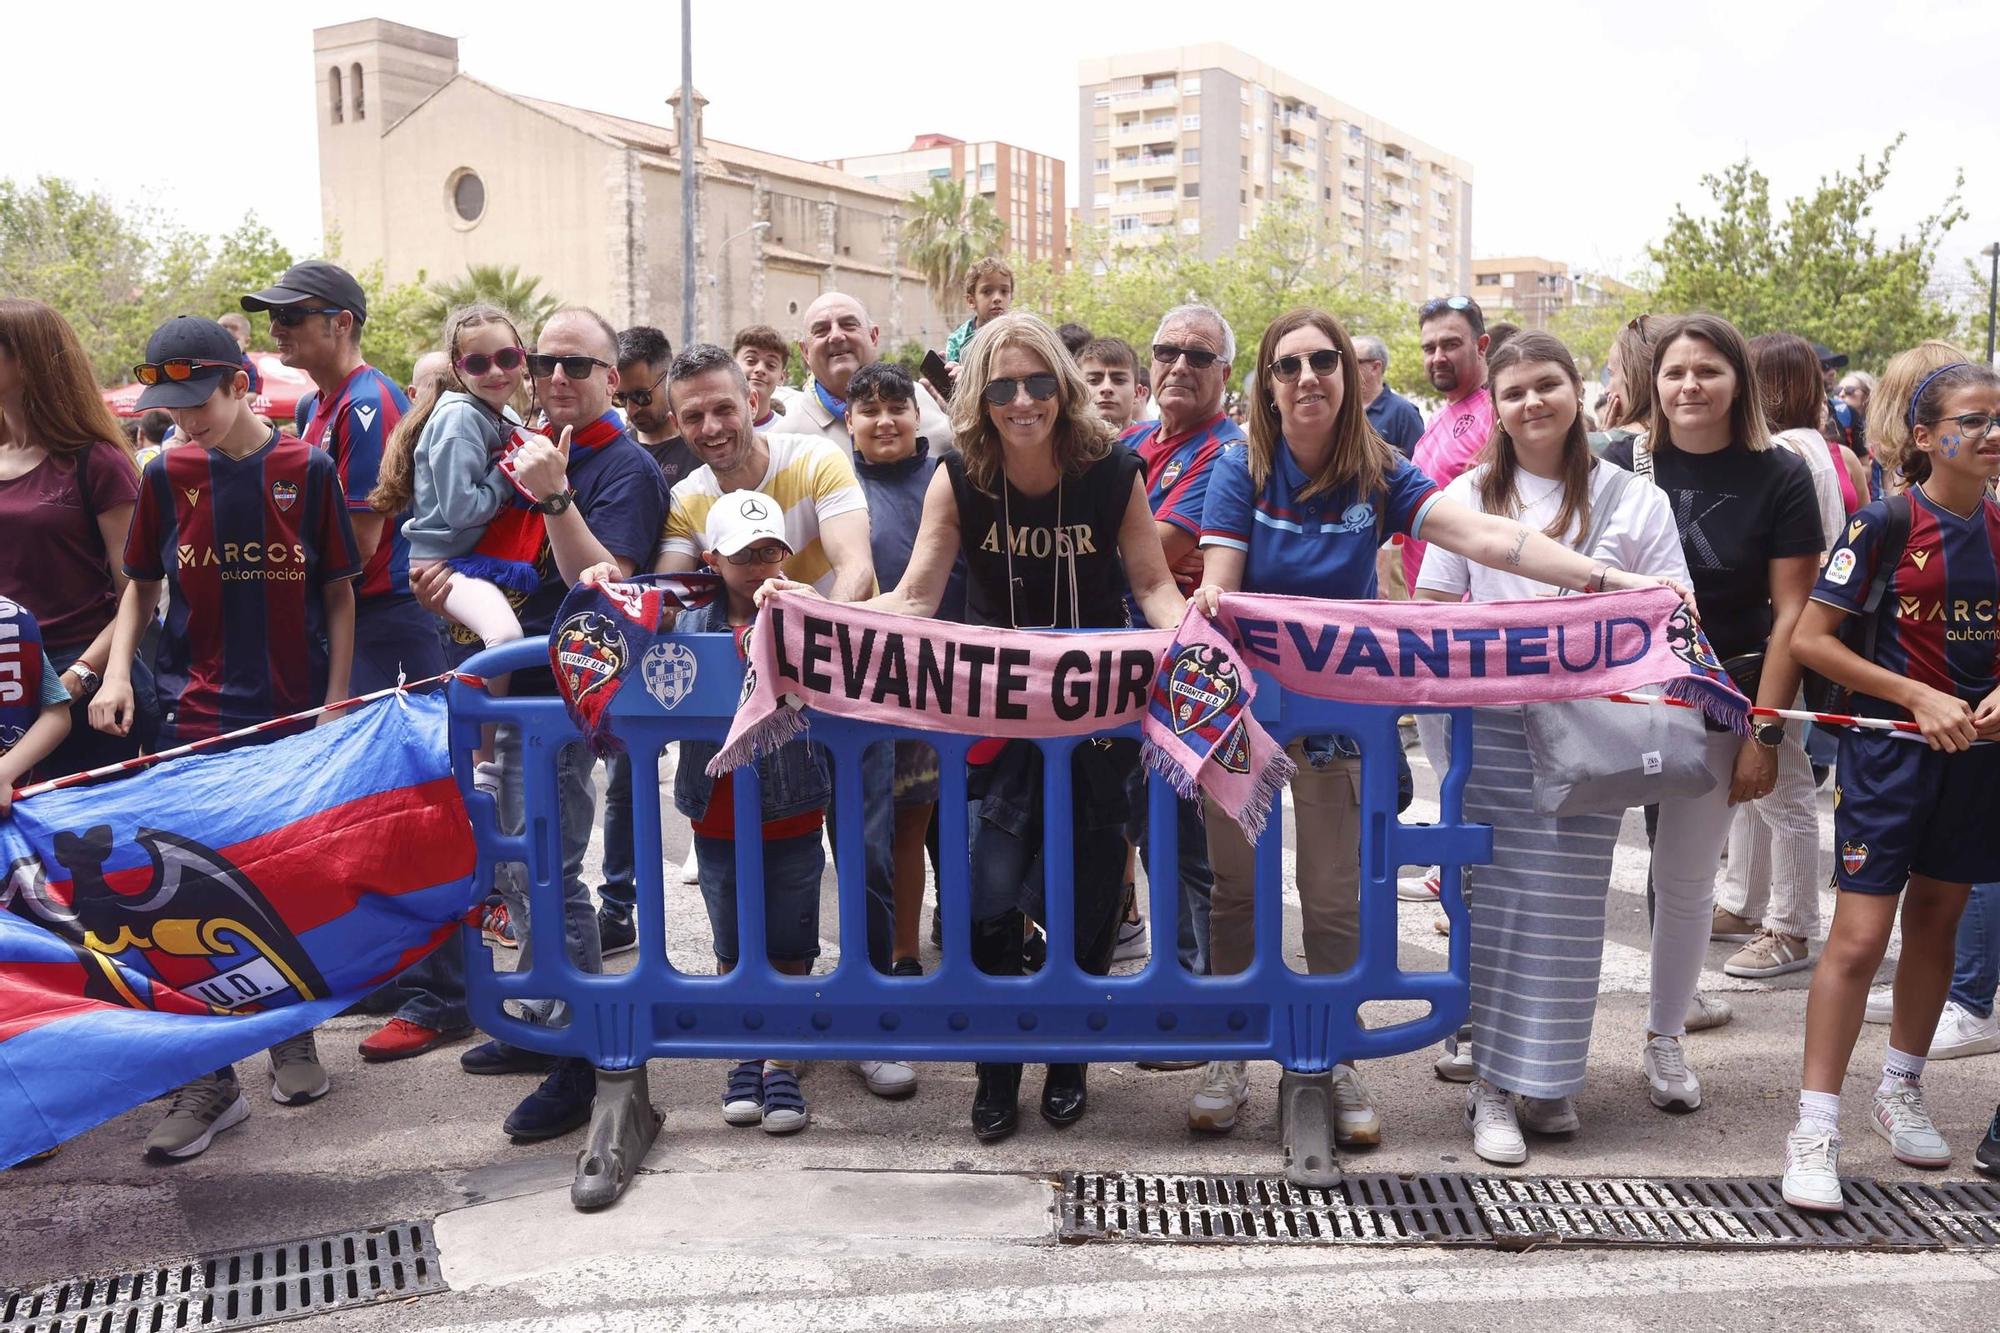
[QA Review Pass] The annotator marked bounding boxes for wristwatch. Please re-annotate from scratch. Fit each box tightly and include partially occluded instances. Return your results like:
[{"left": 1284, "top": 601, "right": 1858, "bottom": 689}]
[
  {"left": 1752, "top": 721, "right": 1785, "bottom": 748},
  {"left": 64, "top": 661, "right": 101, "bottom": 698},
  {"left": 534, "top": 488, "right": 577, "bottom": 516}
]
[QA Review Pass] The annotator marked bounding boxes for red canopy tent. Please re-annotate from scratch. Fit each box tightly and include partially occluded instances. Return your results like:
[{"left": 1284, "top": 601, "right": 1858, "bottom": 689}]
[{"left": 101, "top": 352, "right": 318, "bottom": 425}]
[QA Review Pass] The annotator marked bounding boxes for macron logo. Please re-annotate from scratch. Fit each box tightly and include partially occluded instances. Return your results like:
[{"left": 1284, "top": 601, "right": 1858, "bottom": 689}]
[{"left": 354, "top": 405, "right": 378, "bottom": 432}]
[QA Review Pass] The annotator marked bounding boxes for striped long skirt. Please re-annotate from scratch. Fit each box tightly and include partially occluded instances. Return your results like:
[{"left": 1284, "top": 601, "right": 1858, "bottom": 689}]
[{"left": 1459, "top": 707, "right": 1621, "bottom": 1099}]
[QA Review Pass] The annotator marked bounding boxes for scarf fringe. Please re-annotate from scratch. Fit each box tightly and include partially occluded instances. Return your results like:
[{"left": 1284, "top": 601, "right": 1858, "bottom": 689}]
[
  {"left": 706, "top": 704, "right": 809, "bottom": 778},
  {"left": 1140, "top": 738, "right": 1298, "bottom": 843},
  {"left": 1663, "top": 676, "right": 1749, "bottom": 736},
  {"left": 445, "top": 553, "right": 542, "bottom": 595}
]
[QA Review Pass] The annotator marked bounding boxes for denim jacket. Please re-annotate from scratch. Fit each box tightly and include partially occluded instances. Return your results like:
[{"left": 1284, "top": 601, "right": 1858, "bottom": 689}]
[{"left": 670, "top": 600, "right": 832, "bottom": 826}]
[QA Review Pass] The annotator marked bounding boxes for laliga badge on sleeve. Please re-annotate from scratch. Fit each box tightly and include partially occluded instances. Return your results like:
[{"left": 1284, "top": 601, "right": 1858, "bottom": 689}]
[
  {"left": 1824, "top": 547, "right": 1857, "bottom": 586},
  {"left": 641, "top": 641, "right": 698, "bottom": 710}
]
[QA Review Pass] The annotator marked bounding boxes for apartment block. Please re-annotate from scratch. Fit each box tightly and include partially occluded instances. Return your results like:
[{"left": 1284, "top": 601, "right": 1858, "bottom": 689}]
[
  {"left": 1077, "top": 44, "right": 1473, "bottom": 299},
  {"left": 1471, "top": 256, "right": 1645, "bottom": 329},
  {"left": 825, "top": 134, "right": 1065, "bottom": 269}
]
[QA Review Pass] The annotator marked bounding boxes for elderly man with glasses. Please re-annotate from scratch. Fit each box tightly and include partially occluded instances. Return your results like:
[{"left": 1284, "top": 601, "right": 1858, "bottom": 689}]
[{"left": 1354, "top": 334, "right": 1424, "bottom": 460}]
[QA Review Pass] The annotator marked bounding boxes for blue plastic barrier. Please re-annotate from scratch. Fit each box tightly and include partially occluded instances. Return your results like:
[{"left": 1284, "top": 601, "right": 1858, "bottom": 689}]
[{"left": 448, "top": 631, "right": 1490, "bottom": 1206}]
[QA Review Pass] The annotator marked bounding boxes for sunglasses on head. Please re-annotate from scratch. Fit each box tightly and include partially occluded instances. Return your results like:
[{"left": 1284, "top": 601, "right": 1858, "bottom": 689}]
[
  {"left": 981, "top": 373, "right": 1061, "bottom": 406},
  {"left": 133, "top": 357, "right": 239, "bottom": 386},
  {"left": 525, "top": 353, "right": 611, "bottom": 380},
  {"left": 1418, "top": 295, "right": 1474, "bottom": 321},
  {"left": 1152, "top": 343, "right": 1223, "bottom": 371},
  {"left": 454, "top": 346, "right": 526, "bottom": 377},
  {"left": 1268, "top": 348, "right": 1341, "bottom": 383},
  {"left": 724, "top": 543, "right": 790, "bottom": 566},
  {"left": 267, "top": 306, "right": 345, "bottom": 328},
  {"left": 612, "top": 369, "right": 670, "bottom": 409}
]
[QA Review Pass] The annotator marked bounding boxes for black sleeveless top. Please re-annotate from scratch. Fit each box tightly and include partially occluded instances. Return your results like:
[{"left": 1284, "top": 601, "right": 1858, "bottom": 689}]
[{"left": 942, "top": 446, "right": 1140, "bottom": 630}]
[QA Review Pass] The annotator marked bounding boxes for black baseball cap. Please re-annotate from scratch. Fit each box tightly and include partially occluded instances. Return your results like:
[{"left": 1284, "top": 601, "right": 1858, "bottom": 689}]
[
  {"left": 1809, "top": 342, "right": 1848, "bottom": 371},
  {"left": 134, "top": 317, "right": 250, "bottom": 410},
  {"left": 241, "top": 260, "right": 368, "bottom": 324}
]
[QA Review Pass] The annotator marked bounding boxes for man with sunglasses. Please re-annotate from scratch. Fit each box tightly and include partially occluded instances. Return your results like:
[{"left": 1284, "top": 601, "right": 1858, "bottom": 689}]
[
  {"left": 241, "top": 263, "right": 442, "bottom": 705},
  {"left": 1401, "top": 294, "right": 1496, "bottom": 592},
  {"left": 414, "top": 306, "right": 668, "bottom": 1143},
  {"left": 776, "top": 292, "right": 949, "bottom": 450},
  {"left": 615, "top": 326, "right": 697, "bottom": 491}
]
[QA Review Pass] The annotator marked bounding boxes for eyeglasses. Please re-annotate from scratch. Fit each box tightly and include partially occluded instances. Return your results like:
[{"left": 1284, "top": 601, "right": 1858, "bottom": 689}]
[
  {"left": 267, "top": 306, "right": 345, "bottom": 328},
  {"left": 1268, "top": 349, "right": 1341, "bottom": 382},
  {"left": 1837, "top": 384, "right": 1868, "bottom": 399},
  {"left": 981, "top": 373, "right": 1061, "bottom": 406},
  {"left": 1152, "top": 343, "right": 1223, "bottom": 371},
  {"left": 612, "top": 369, "right": 669, "bottom": 409},
  {"left": 1419, "top": 295, "right": 1474, "bottom": 321},
  {"left": 133, "top": 357, "right": 240, "bottom": 386},
  {"left": 525, "top": 353, "right": 611, "bottom": 380},
  {"left": 724, "top": 543, "right": 790, "bottom": 566},
  {"left": 455, "top": 346, "right": 526, "bottom": 377},
  {"left": 1922, "top": 412, "right": 1999, "bottom": 441}
]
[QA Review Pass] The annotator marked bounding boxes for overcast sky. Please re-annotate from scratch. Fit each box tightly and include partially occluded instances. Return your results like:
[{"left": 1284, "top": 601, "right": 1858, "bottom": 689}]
[{"left": 8, "top": 0, "right": 1996, "bottom": 300}]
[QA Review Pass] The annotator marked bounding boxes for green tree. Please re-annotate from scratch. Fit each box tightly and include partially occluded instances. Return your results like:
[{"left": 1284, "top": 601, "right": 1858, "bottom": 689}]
[
  {"left": 1650, "top": 136, "right": 1965, "bottom": 369},
  {"left": 0, "top": 177, "right": 164, "bottom": 382},
  {"left": 1545, "top": 278, "right": 1656, "bottom": 381},
  {"left": 904, "top": 178, "right": 1006, "bottom": 318},
  {"left": 417, "top": 263, "right": 560, "bottom": 334}
]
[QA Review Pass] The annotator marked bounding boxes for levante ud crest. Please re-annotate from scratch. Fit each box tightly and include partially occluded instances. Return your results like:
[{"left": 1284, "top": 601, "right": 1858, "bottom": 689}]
[
  {"left": 1166, "top": 643, "right": 1240, "bottom": 736},
  {"left": 552, "top": 610, "right": 628, "bottom": 711}
]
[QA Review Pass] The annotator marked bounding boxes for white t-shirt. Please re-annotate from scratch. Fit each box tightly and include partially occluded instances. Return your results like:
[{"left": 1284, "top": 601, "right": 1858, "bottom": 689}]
[
  {"left": 1416, "top": 460, "right": 1690, "bottom": 601},
  {"left": 1771, "top": 427, "right": 1842, "bottom": 556},
  {"left": 658, "top": 432, "right": 867, "bottom": 595}
]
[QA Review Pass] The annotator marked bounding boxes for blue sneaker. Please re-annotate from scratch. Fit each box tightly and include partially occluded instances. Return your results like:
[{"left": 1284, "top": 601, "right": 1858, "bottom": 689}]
[
  {"left": 761, "top": 1064, "right": 808, "bottom": 1135},
  {"left": 503, "top": 1058, "right": 595, "bottom": 1140},
  {"left": 461, "top": 1038, "right": 557, "bottom": 1076},
  {"left": 722, "top": 1059, "right": 764, "bottom": 1126}
]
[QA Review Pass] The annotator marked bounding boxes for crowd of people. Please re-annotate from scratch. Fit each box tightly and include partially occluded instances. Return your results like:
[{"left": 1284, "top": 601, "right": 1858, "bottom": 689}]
[{"left": 2, "top": 249, "right": 1998, "bottom": 1216}]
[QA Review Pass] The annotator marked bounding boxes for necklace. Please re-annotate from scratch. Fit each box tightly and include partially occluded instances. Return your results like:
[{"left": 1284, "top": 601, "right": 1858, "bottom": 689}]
[{"left": 1000, "top": 467, "right": 1078, "bottom": 630}]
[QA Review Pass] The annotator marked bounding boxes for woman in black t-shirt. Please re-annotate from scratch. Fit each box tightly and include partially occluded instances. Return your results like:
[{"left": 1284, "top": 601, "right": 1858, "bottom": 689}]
[
  {"left": 1601, "top": 313, "right": 1823, "bottom": 1115},
  {"left": 761, "top": 312, "right": 1184, "bottom": 1143}
]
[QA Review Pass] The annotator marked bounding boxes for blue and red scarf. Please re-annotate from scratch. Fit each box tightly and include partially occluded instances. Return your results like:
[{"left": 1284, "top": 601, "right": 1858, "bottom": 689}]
[
  {"left": 451, "top": 414, "right": 627, "bottom": 595},
  {"left": 0, "top": 597, "right": 47, "bottom": 753},
  {"left": 549, "top": 572, "right": 724, "bottom": 753}
]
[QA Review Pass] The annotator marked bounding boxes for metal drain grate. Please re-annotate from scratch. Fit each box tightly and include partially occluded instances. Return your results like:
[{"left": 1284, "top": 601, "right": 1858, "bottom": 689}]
[
  {"left": 0, "top": 1219, "right": 447, "bottom": 1333},
  {"left": 1057, "top": 1172, "right": 1486, "bottom": 1245},
  {"left": 1059, "top": 1172, "right": 2000, "bottom": 1252}
]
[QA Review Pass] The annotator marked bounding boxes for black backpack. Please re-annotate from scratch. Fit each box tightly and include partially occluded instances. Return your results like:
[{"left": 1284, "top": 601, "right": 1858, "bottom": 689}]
[{"left": 1817, "top": 494, "right": 1912, "bottom": 718}]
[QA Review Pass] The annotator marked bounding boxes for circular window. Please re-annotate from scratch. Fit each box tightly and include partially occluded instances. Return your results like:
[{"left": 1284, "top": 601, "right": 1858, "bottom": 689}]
[
  {"left": 448, "top": 169, "right": 485, "bottom": 226},
  {"left": 787, "top": 300, "right": 800, "bottom": 316}
]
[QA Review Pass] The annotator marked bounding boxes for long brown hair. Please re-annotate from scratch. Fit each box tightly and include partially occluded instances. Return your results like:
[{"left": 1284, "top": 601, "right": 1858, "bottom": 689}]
[
  {"left": 1645, "top": 313, "right": 1771, "bottom": 454},
  {"left": 1747, "top": 332, "right": 1824, "bottom": 433},
  {"left": 0, "top": 299, "right": 135, "bottom": 469},
  {"left": 1606, "top": 315, "right": 1657, "bottom": 430},
  {"left": 1247, "top": 308, "right": 1391, "bottom": 503},
  {"left": 1479, "top": 332, "right": 1595, "bottom": 543},
  {"left": 949, "top": 311, "right": 1110, "bottom": 495},
  {"left": 371, "top": 304, "right": 528, "bottom": 514}
]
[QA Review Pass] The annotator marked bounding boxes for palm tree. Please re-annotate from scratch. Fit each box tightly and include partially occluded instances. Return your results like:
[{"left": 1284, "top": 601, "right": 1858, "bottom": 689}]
[
  {"left": 904, "top": 178, "right": 1007, "bottom": 317},
  {"left": 417, "top": 264, "right": 560, "bottom": 334}
]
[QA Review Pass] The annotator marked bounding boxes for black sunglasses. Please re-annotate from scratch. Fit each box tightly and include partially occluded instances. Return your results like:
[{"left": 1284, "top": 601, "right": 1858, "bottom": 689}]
[
  {"left": 981, "top": 373, "right": 1061, "bottom": 406},
  {"left": 526, "top": 353, "right": 612, "bottom": 380},
  {"left": 133, "top": 357, "right": 240, "bottom": 386},
  {"left": 612, "top": 368, "right": 670, "bottom": 409},
  {"left": 1152, "top": 343, "right": 1223, "bottom": 371},
  {"left": 1268, "top": 349, "right": 1341, "bottom": 383},
  {"left": 268, "top": 306, "right": 345, "bottom": 328},
  {"left": 455, "top": 346, "right": 526, "bottom": 376},
  {"left": 724, "top": 543, "right": 790, "bottom": 566}
]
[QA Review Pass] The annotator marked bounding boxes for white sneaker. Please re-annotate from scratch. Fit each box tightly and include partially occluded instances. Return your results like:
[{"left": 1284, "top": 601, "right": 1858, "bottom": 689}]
[
  {"left": 1519, "top": 1094, "right": 1580, "bottom": 1135},
  {"left": 1330, "top": 1063, "right": 1381, "bottom": 1146},
  {"left": 679, "top": 846, "right": 700, "bottom": 884},
  {"left": 1643, "top": 1035, "right": 1702, "bottom": 1111},
  {"left": 1872, "top": 1080, "right": 1951, "bottom": 1167},
  {"left": 1466, "top": 1082, "right": 1527, "bottom": 1165},
  {"left": 850, "top": 1059, "right": 917, "bottom": 1099},
  {"left": 1684, "top": 993, "right": 1734, "bottom": 1032},
  {"left": 1188, "top": 1060, "right": 1250, "bottom": 1133},
  {"left": 1434, "top": 1027, "right": 1475, "bottom": 1083},
  {"left": 1929, "top": 1000, "right": 2000, "bottom": 1060},
  {"left": 1863, "top": 986, "right": 1895, "bottom": 1025},
  {"left": 1397, "top": 868, "right": 1443, "bottom": 902},
  {"left": 1782, "top": 1127, "right": 1844, "bottom": 1212},
  {"left": 1112, "top": 917, "right": 1150, "bottom": 963}
]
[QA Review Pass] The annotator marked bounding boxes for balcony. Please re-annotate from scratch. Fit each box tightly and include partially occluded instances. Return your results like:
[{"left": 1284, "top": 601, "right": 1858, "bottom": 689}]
[
  {"left": 1381, "top": 150, "right": 1411, "bottom": 177},
  {"left": 1111, "top": 117, "right": 1178, "bottom": 148},
  {"left": 1110, "top": 189, "right": 1178, "bottom": 215},
  {"left": 1111, "top": 82, "right": 1180, "bottom": 112},
  {"left": 1109, "top": 154, "right": 1177, "bottom": 183}
]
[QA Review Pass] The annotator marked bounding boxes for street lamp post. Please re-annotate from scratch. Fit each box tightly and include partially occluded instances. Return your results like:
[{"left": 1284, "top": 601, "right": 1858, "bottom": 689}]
[
  {"left": 1983, "top": 242, "right": 1999, "bottom": 366},
  {"left": 679, "top": 0, "right": 696, "bottom": 350},
  {"left": 707, "top": 221, "right": 771, "bottom": 342}
]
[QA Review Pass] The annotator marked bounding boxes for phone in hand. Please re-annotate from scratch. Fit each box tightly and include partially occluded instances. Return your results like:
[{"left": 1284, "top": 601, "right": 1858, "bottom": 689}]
[{"left": 920, "top": 350, "right": 954, "bottom": 402}]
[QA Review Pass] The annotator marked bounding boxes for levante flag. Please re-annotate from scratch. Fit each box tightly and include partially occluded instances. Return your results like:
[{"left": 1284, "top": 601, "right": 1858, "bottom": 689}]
[{"left": 0, "top": 692, "right": 476, "bottom": 1167}]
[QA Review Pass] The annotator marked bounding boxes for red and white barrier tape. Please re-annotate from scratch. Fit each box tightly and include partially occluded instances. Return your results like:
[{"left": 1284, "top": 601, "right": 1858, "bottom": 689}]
[{"left": 1600, "top": 691, "right": 1927, "bottom": 737}]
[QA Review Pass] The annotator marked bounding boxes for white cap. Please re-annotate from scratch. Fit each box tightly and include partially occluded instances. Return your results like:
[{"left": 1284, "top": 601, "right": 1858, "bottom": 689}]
[{"left": 705, "top": 489, "right": 791, "bottom": 557}]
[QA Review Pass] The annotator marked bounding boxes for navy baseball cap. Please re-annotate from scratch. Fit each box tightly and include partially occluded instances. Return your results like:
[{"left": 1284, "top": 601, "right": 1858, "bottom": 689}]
[
  {"left": 134, "top": 317, "right": 249, "bottom": 410},
  {"left": 241, "top": 260, "right": 368, "bottom": 324}
]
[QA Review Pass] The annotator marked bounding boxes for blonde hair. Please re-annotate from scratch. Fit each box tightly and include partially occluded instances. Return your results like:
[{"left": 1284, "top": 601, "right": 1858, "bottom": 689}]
[
  {"left": 1246, "top": 308, "right": 1392, "bottom": 504},
  {"left": 371, "top": 304, "right": 528, "bottom": 514},
  {"left": 949, "top": 311, "right": 1111, "bottom": 494},
  {"left": 1868, "top": 340, "right": 1969, "bottom": 490}
]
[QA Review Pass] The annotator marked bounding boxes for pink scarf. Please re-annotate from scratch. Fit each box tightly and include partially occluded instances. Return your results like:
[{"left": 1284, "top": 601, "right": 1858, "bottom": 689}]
[{"left": 712, "top": 588, "right": 1746, "bottom": 838}]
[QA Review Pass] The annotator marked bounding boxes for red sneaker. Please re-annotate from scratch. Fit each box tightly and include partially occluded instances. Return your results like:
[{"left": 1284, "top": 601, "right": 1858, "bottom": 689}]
[{"left": 359, "top": 1018, "right": 470, "bottom": 1063}]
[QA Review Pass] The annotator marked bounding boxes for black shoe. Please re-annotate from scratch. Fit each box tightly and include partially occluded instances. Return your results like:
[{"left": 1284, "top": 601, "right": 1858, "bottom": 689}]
[
  {"left": 596, "top": 904, "right": 637, "bottom": 959},
  {"left": 503, "top": 1058, "right": 596, "bottom": 1140},
  {"left": 1978, "top": 1104, "right": 2000, "bottom": 1180},
  {"left": 1041, "top": 1063, "right": 1088, "bottom": 1127},
  {"left": 461, "top": 1038, "right": 558, "bottom": 1076},
  {"left": 891, "top": 957, "right": 923, "bottom": 977},
  {"left": 972, "top": 1062, "right": 1022, "bottom": 1142},
  {"left": 1023, "top": 924, "right": 1047, "bottom": 974}
]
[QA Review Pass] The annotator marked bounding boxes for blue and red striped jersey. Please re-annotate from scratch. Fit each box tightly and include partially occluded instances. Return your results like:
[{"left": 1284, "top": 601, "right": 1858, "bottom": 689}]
[
  {"left": 123, "top": 431, "right": 361, "bottom": 739},
  {"left": 1811, "top": 486, "right": 2000, "bottom": 720},
  {"left": 297, "top": 364, "right": 410, "bottom": 601}
]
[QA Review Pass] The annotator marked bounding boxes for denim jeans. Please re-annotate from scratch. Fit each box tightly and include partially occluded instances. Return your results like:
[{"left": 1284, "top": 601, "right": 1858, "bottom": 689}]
[
  {"left": 1123, "top": 767, "right": 1213, "bottom": 975},
  {"left": 382, "top": 932, "right": 469, "bottom": 1031},
  {"left": 692, "top": 831, "right": 826, "bottom": 968},
  {"left": 492, "top": 725, "right": 603, "bottom": 1025},
  {"left": 1949, "top": 881, "right": 2000, "bottom": 1019},
  {"left": 823, "top": 740, "right": 896, "bottom": 972},
  {"left": 600, "top": 749, "right": 637, "bottom": 912}
]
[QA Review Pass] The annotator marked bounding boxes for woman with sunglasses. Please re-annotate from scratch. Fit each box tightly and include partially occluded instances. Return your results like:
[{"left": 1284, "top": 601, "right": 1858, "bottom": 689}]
[
  {"left": 371, "top": 303, "right": 536, "bottom": 789},
  {"left": 758, "top": 311, "right": 1186, "bottom": 1142},
  {"left": 1187, "top": 309, "right": 1687, "bottom": 1148},
  {"left": 0, "top": 298, "right": 151, "bottom": 777}
]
